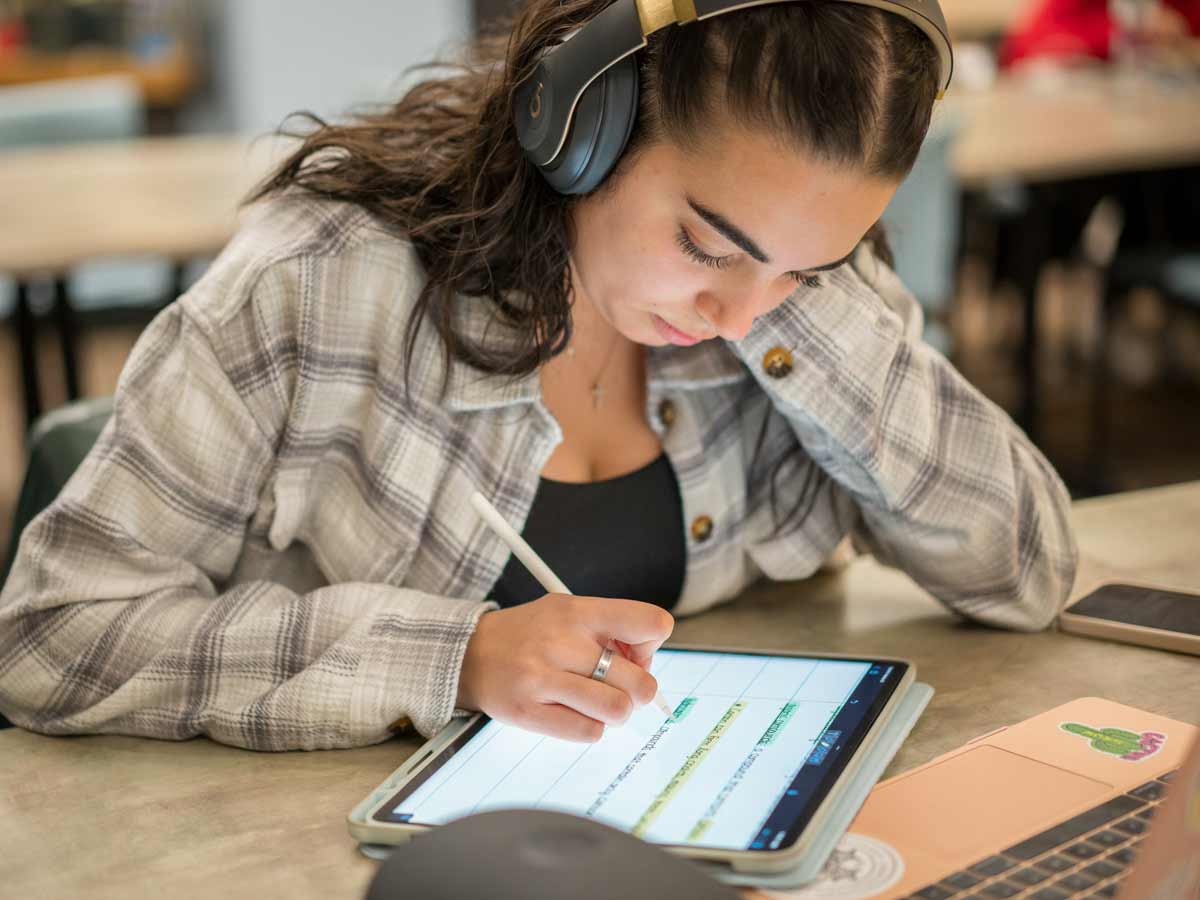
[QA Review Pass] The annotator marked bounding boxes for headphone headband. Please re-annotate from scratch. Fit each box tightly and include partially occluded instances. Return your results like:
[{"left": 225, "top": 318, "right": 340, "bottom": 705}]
[
  {"left": 515, "top": 0, "right": 954, "bottom": 191},
  {"left": 642, "top": 1, "right": 952, "bottom": 93}
]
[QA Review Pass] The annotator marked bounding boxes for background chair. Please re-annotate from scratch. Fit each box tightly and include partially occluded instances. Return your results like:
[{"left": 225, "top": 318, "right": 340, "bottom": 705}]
[
  {"left": 1090, "top": 250, "right": 1200, "bottom": 491},
  {"left": 0, "top": 396, "right": 114, "bottom": 731}
]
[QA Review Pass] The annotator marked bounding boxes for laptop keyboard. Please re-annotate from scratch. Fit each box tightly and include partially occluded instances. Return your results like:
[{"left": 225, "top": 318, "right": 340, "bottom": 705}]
[{"left": 901, "top": 770, "right": 1177, "bottom": 900}]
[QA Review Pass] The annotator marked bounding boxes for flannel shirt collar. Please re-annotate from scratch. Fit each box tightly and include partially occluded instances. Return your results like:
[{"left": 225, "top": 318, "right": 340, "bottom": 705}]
[{"left": 442, "top": 298, "right": 749, "bottom": 413}]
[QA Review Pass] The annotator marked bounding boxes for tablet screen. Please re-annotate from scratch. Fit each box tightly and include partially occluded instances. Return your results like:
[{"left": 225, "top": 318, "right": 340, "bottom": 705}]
[{"left": 372, "top": 649, "right": 906, "bottom": 853}]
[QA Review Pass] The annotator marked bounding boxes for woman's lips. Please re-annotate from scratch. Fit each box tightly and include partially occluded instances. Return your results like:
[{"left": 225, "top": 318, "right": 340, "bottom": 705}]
[{"left": 653, "top": 314, "right": 703, "bottom": 346}]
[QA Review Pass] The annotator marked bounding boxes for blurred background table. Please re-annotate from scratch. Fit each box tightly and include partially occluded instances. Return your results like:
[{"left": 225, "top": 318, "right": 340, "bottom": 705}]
[
  {"left": 1, "top": 481, "right": 1197, "bottom": 900},
  {"left": 941, "top": 0, "right": 1031, "bottom": 41},
  {"left": 950, "top": 70, "right": 1200, "bottom": 186},
  {"left": 0, "top": 134, "right": 286, "bottom": 425}
]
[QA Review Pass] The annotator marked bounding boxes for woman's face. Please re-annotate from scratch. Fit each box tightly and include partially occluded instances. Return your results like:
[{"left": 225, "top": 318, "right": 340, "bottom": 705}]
[{"left": 568, "top": 126, "right": 900, "bottom": 346}]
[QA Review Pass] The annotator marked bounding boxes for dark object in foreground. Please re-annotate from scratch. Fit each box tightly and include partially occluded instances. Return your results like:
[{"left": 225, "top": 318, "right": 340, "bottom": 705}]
[{"left": 364, "top": 808, "right": 740, "bottom": 900}]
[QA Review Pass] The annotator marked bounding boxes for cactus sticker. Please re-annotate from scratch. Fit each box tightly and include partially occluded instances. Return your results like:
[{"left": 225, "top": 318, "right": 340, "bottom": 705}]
[{"left": 1060, "top": 722, "right": 1167, "bottom": 762}]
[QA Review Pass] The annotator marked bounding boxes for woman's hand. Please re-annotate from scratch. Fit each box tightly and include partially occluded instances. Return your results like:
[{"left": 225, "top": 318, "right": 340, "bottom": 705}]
[{"left": 456, "top": 594, "right": 674, "bottom": 742}]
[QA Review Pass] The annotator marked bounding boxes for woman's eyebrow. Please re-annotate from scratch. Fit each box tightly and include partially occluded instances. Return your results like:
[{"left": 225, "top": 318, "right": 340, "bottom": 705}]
[
  {"left": 686, "top": 196, "right": 770, "bottom": 264},
  {"left": 685, "top": 195, "right": 853, "bottom": 272}
]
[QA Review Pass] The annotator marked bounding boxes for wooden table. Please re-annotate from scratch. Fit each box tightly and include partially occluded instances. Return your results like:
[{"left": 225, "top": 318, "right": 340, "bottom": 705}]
[
  {"left": 2, "top": 482, "right": 1198, "bottom": 900},
  {"left": 941, "top": 0, "right": 1030, "bottom": 42},
  {"left": 0, "top": 134, "right": 287, "bottom": 426},
  {"left": 949, "top": 70, "right": 1200, "bottom": 188}
]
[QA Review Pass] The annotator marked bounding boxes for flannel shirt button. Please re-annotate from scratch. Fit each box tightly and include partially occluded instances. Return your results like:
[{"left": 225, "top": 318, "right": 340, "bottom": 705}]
[
  {"left": 690, "top": 515, "right": 713, "bottom": 543},
  {"left": 658, "top": 398, "right": 677, "bottom": 427},
  {"left": 763, "top": 346, "right": 794, "bottom": 379}
]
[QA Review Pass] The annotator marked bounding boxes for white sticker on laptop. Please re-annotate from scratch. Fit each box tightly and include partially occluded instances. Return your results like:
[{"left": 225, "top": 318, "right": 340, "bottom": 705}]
[{"left": 767, "top": 833, "right": 904, "bottom": 899}]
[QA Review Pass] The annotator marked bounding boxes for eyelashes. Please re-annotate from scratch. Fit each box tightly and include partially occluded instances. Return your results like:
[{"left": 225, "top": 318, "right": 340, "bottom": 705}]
[
  {"left": 676, "top": 227, "right": 731, "bottom": 270},
  {"left": 676, "top": 225, "right": 729, "bottom": 271},
  {"left": 675, "top": 228, "right": 822, "bottom": 288}
]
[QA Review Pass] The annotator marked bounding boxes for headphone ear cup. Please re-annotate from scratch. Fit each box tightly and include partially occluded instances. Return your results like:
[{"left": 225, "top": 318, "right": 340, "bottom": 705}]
[{"left": 540, "top": 56, "right": 639, "bottom": 195}]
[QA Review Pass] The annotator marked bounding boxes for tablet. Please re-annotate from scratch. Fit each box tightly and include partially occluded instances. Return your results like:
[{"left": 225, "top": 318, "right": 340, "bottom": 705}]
[{"left": 350, "top": 647, "right": 915, "bottom": 873}]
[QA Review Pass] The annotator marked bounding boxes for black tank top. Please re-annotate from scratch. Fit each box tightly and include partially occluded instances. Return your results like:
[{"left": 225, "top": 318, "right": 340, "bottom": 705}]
[{"left": 487, "top": 453, "right": 685, "bottom": 612}]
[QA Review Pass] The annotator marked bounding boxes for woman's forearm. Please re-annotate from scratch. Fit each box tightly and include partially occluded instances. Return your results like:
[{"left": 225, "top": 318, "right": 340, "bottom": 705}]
[{"left": 730, "top": 253, "right": 1078, "bottom": 630}]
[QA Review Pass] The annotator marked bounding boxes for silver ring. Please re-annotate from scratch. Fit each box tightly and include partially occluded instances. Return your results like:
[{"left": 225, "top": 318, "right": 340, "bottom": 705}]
[{"left": 590, "top": 646, "right": 615, "bottom": 683}]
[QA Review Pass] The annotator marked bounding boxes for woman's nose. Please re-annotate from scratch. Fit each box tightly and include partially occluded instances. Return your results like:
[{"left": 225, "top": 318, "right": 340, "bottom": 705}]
[
  {"left": 705, "top": 299, "right": 755, "bottom": 342},
  {"left": 697, "top": 280, "right": 794, "bottom": 342}
]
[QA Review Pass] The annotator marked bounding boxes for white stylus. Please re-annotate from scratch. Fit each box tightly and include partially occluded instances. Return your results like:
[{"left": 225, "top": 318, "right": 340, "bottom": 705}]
[{"left": 470, "top": 490, "right": 675, "bottom": 718}]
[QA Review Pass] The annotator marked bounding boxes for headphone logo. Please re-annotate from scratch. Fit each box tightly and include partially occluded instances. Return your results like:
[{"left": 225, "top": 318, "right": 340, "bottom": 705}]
[{"left": 530, "top": 82, "right": 544, "bottom": 119}]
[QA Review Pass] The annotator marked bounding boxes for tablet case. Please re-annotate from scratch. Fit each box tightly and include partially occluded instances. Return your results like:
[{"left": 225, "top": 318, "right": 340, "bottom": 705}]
[{"left": 349, "top": 680, "right": 933, "bottom": 891}]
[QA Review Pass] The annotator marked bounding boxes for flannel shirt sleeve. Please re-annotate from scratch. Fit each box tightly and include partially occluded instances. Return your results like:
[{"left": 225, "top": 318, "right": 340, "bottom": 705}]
[
  {"left": 0, "top": 265, "right": 493, "bottom": 750},
  {"left": 731, "top": 250, "right": 1078, "bottom": 631}
]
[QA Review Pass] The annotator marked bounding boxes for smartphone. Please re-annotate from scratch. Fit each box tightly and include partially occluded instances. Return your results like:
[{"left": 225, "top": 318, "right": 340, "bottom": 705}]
[{"left": 1059, "top": 581, "right": 1200, "bottom": 656}]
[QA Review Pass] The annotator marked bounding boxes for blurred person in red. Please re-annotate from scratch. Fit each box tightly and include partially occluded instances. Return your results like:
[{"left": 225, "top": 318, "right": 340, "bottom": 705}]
[{"left": 1001, "top": 0, "right": 1200, "bottom": 68}]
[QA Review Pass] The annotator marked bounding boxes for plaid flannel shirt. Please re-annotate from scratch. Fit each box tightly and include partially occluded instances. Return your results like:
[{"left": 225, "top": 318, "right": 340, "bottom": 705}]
[{"left": 0, "top": 194, "right": 1078, "bottom": 750}]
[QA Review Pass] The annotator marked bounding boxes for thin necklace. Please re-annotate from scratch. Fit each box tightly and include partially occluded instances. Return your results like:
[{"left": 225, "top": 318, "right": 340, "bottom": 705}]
[{"left": 566, "top": 329, "right": 622, "bottom": 409}]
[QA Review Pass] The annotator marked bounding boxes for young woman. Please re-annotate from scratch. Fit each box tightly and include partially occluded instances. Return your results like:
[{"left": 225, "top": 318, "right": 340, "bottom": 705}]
[{"left": 0, "top": 0, "right": 1077, "bottom": 751}]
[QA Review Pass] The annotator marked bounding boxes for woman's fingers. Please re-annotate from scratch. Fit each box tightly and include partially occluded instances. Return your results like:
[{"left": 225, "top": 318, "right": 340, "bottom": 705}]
[
  {"left": 547, "top": 655, "right": 659, "bottom": 725},
  {"left": 459, "top": 595, "right": 674, "bottom": 744},
  {"left": 560, "top": 596, "right": 673, "bottom": 671},
  {"left": 510, "top": 702, "right": 606, "bottom": 743},
  {"left": 620, "top": 636, "right": 667, "bottom": 669},
  {"left": 599, "top": 651, "right": 659, "bottom": 706},
  {"left": 571, "top": 596, "right": 674, "bottom": 649}
]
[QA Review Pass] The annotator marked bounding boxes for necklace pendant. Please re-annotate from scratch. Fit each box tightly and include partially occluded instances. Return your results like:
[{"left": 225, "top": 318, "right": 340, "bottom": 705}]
[{"left": 591, "top": 384, "right": 605, "bottom": 409}]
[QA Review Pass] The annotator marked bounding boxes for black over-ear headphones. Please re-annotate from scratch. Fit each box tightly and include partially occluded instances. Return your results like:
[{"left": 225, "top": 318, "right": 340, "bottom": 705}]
[{"left": 513, "top": 0, "right": 954, "bottom": 195}]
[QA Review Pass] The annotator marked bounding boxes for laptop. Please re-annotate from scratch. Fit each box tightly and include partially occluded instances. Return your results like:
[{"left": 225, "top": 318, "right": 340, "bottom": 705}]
[{"left": 828, "top": 697, "right": 1199, "bottom": 900}]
